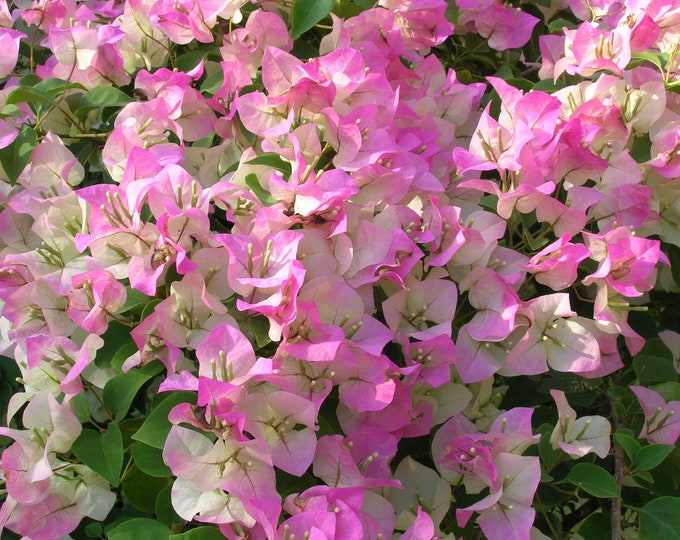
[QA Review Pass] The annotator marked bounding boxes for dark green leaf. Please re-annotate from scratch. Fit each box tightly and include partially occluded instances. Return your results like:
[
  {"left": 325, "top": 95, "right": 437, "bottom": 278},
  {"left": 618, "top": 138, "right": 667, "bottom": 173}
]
[
  {"left": 140, "top": 299, "right": 163, "bottom": 321},
  {"left": 352, "top": 0, "right": 375, "bottom": 8},
  {"left": 132, "top": 391, "right": 196, "bottom": 449},
  {"left": 201, "top": 70, "right": 224, "bottom": 96},
  {"left": 85, "top": 522, "right": 104, "bottom": 538},
  {"left": 121, "top": 465, "right": 172, "bottom": 514},
  {"left": 245, "top": 173, "right": 279, "bottom": 206},
  {"left": 251, "top": 315, "right": 273, "bottom": 349},
  {"left": 538, "top": 430, "right": 559, "bottom": 467},
  {"left": 652, "top": 382, "right": 680, "bottom": 403},
  {"left": 156, "top": 485, "right": 182, "bottom": 528},
  {"left": 33, "top": 78, "right": 86, "bottom": 96},
  {"left": 332, "top": 0, "right": 364, "bottom": 18},
  {"left": 111, "top": 342, "right": 141, "bottom": 372},
  {"left": 633, "top": 355, "right": 677, "bottom": 385},
  {"left": 638, "top": 497, "right": 680, "bottom": 540},
  {"left": 71, "top": 392, "right": 92, "bottom": 424},
  {"left": 0, "top": 127, "right": 36, "bottom": 185},
  {"left": 547, "top": 18, "right": 578, "bottom": 33},
  {"left": 130, "top": 442, "right": 172, "bottom": 477},
  {"left": 118, "top": 417, "right": 146, "bottom": 449},
  {"left": 79, "top": 86, "right": 132, "bottom": 109},
  {"left": 5, "top": 87, "right": 53, "bottom": 108},
  {"left": 636, "top": 445, "right": 675, "bottom": 471},
  {"left": 102, "top": 362, "right": 163, "bottom": 420},
  {"left": 175, "top": 50, "right": 209, "bottom": 72},
  {"left": 576, "top": 511, "right": 611, "bottom": 540},
  {"left": 95, "top": 321, "right": 135, "bottom": 368},
  {"left": 666, "top": 244, "right": 680, "bottom": 290},
  {"left": 614, "top": 431, "right": 641, "bottom": 462},
  {"left": 245, "top": 153, "right": 293, "bottom": 177},
  {"left": 290, "top": 0, "right": 334, "bottom": 38},
  {"left": 107, "top": 518, "right": 171, "bottom": 540},
  {"left": 565, "top": 463, "right": 620, "bottom": 499},
  {"left": 0, "top": 103, "right": 24, "bottom": 119},
  {"left": 71, "top": 423, "right": 123, "bottom": 487},
  {"left": 117, "top": 288, "right": 153, "bottom": 315},
  {"left": 630, "top": 51, "right": 665, "bottom": 72},
  {"left": 170, "top": 527, "right": 227, "bottom": 540}
]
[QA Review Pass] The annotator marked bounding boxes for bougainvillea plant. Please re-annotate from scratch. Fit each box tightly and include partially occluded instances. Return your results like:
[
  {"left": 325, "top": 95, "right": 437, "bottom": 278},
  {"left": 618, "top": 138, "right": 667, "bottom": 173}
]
[{"left": 1, "top": 0, "right": 680, "bottom": 538}]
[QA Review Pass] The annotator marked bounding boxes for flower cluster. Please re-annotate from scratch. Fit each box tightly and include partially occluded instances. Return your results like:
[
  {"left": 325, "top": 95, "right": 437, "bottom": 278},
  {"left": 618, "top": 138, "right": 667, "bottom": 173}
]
[{"left": 1, "top": 0, "right": 679, "bottom": 539}]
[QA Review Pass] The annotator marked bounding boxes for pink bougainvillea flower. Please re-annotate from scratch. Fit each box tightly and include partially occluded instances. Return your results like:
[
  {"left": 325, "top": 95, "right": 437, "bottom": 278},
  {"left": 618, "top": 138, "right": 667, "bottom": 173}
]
[
  {"left": 582, "top": 226, "right": 668, "bottom": 298},
  {"left": 550, "top": 390, "right": 611, "bottom": 458},
  {"left": 0, "top": 28, "right": 25, "bottom": 78},
  {"left": 456, "top": 453, "right": 540, "bottom": 540},
  {"left": 389, "top": 456, "right": 451, "bottom": 530},
  {"left": 66, "top": 270, "right": 126, "bottom": 335},
  {"left": 312, "top": 434, "right": 401, "bottom": 490},
  {"left": 441, "top": 433, "right": 499, "bottom": 490},
  {"left": 382, "top": 277, "right": 457, "bottom": 339},
  {"left": 505, "top": 294, "right": 600, "bottom": 376},
  {"left": 195, "top": 322, "right": 260, "bottom": 385},
  {"left": 400, "top": 333, "right": 456, "bottom": 388},
  {"left": 401, "top": 506, "right": 439, "bottom": 539},
  {"left": 630, "top": 386, "right": 680, "bottom": 445},
  {"left": 460, "top": 267, "right": 520, "bottom": 342},
  {"left": 475, "top": 4, "right": 539, "bottom": 51},
  {"left": 523, "top": 234, "right": 591, "bottom": 291},
  {"left": 378, "top": 0, "right": 454, "bottom": 53},
  {"left": 235, "top": 391, "right": 317, "bottom": 476}
]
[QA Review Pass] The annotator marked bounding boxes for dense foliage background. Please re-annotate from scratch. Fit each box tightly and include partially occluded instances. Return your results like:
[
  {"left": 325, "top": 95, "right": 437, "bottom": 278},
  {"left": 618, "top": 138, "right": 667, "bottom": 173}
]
[{"left": 1, "top": 0, "right": 680, "bottom": 538}]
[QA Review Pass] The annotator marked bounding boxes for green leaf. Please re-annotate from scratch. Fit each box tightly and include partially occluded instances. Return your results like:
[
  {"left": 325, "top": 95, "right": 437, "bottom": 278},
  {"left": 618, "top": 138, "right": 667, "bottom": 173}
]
[
  {"left": 638, "top": 497, "right": 680, "bottom": 540},
  {"left": 33, "top": 78, "right": 86, "bottom": 96},
  {"left": 614, "top": 431, "right": 641, "bottom": 462},
  {"left": 111, "top": 342, "right": 140, "bottom": 372},
  {"left": 5, "top": 86, "right": 54, "bottom": 110},
  {"left": 121, "top": 465, "right": 173, "bottom": 513},
  {"left": 132, "top": 391, "right": 196, "bottom": 449},
  {"left": 547, "top": 18, "right": 578, "bottom": 33},
  {"left": 200, "top": 69, "right": 224, "bottom": 96},
  {"left": 95, "top": 321, "right": 135, "bottom": 368},
  {"left": 245, "top": 153, "right": 293, "bottom": 177},
  {"left": 352, "top": 0, "right": 375, "bottom": 8},
  {"left": 85, "top": 522, "right": 104, "bottom": 538},
  {"left": 155, "top": 484, "right": 182, "bottom": 528},
  {"left": 290, "top": 0, "right": 334, "bottom": 38},
  {"left": 332, "top": 0, "right": 364, "bottom": 18},
  {"left": 76, "top": 85, "right": 132, "bottom": 115},
  {"left": 630, "top": 51, "right": 665, "bottom": 72},
  {"left": 72, "top": 392, "right": 92, "bottom": 424},
  {"left": 633, "top": 355, "right": 678, "bottom": 385},
  {"left": 175, "top": 49, "right": 209, "bottom": 72},
  {"left": 245, "top": 173, "right": 279, "bottom": 207},
  {"left": 564, "top": 463, "right": 620, "bottom": 499},
  {"left": 576, "top": 511, "right": 611, "bottom": 540},
  {"left": 102, "top": 362, "right": 163, "bottom": 420},
  {"left": 0, "top": 127, "right": 36, "bottom": 185},
  {"left": 652, "top": 382, "right": 680, "bottom": 403},
  {"left": 70, "top": 423, "right": 123, "bottom": 487},
  {"left": 251, "top": 315, "right": 273, "bottom": 349},
  {"left": 538, "top": 430, "right": 559, "bottom": 467},
  {"left": 636, "top": 444, "right": 675, "bottom": 471},
  {"left": 107, "top": 518, "right": 171, "bottom": 540},
  {"left": 140, "top": 299, "right": 163, "bottom": 321},
  {"left": 130, "top": 442, "right": 172, "bottom": 477},
  {"left": 666, "top": 243, "right": 680, "bottom": 290},
  {"left": 170, "top": 527, "right": 227, "bottom": 540},
  {"left": 117, "top": 288, "right": 153, "bottom": 315},
  {"left": 633, "top": 338, "right": 676, "bottom": 385}
]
